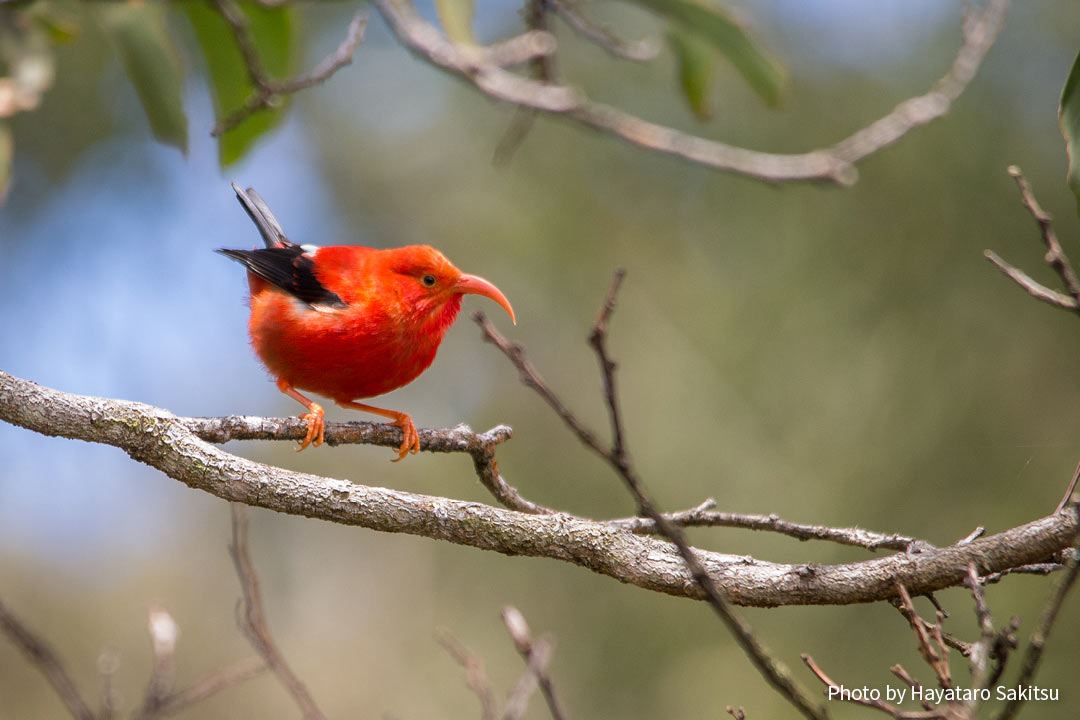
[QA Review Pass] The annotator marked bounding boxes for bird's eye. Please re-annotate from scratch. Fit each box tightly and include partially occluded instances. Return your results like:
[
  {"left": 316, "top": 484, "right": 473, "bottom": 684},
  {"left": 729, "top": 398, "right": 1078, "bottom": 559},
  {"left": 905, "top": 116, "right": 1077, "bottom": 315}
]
[{"left": 421, "top": 274, "right": 437, "bottom": 287}]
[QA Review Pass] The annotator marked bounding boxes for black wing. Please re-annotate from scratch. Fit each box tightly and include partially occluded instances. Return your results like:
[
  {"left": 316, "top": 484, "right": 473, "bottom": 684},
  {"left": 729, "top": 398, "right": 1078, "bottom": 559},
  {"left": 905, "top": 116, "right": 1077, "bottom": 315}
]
[
  {"left": 231, "top": 182, "right": 295, "bottom": 250},
  {"left": 217, "top": 247, "right": 346, "bottom": 309},
  {"left": 221, "top": 183, "right": 346, "bottom": 309}
]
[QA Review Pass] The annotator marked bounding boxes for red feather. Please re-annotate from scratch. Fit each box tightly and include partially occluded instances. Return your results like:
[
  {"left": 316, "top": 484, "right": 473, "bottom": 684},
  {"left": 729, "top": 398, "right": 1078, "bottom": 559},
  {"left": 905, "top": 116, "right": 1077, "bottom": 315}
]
[{"left": 221, "top": 188, "right": 514, "bottom": 461}]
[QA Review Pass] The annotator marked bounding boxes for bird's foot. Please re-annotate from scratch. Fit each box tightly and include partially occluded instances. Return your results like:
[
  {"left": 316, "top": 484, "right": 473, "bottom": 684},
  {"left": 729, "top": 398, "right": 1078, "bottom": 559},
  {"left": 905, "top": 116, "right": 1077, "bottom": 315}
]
[
  {"left": 296, "top": 402, "right": 325, "bottom": 451},
  {"left": 389, "top": 414, "right": 420, "bottom": 462}
]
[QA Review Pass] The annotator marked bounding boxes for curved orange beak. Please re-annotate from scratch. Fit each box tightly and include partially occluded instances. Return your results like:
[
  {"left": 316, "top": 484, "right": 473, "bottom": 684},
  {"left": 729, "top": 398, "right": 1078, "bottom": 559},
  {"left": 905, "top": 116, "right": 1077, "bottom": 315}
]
[{"left": 456, "top": 274, "right": 516, "bottom": 325}]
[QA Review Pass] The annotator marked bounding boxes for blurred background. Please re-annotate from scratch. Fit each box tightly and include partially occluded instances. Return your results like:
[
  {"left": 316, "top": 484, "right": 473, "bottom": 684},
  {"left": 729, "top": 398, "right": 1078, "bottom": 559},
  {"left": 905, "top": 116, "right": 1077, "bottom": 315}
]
[{"left": 2, "top": 0, "right": 1080, "bottom": 718}]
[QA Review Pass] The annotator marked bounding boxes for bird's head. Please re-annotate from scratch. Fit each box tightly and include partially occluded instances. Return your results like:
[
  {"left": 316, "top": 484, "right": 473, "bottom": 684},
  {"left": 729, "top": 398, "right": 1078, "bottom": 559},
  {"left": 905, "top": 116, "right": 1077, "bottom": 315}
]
[{"left": 387, "top": 246, "right": 516, "bottom": 331}]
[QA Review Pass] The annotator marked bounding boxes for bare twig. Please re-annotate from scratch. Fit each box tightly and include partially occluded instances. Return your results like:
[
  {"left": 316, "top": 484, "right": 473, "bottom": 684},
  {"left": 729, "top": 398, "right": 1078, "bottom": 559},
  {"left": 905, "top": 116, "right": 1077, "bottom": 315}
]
[
  {"left": 185, "top": 413, "right": 554, "bottom": 514},
  {"left": 209, "top": 2, "right": 367, "bottom": 136},
  {"left": 437, "top": 631, "right": 498, "bottom": 720},
  {"left": 152, "top": 656, "right": 268, "bottom": 717},
  {"left": 0, "top": 597, "right": 95, "bottom": 720},
  {"left": 980, "top": 561, "right": 1066, "bottom": 585},
  {"left": 132, "top": 607, "right": 181, "bottom": 720},
  {"left": 476, "top": 272, "right": 826, "bottom": 720},
  {"left": 375, "top": 0, "right": 1007, "bottom": 184},
  {"left": 1054, "top": 459, "right": 1080, "bottom": 514},
  {"left": 548, "top": 0, "right": 658, "bottom": 62},
  {"left": 997, "top": 499, "right": 1080, "bottom": 720},
  {"left": 608, "top": 500, "right": 918, "bottom": 550},
  {"left": 229, "top": 503, "right": 327, "bottom": 720},
  {"left": 502, "top": 637, "right": 553, "bottom": 720},
  {"left": 890, "top": 664, "right": 935, "bottom": 712},
  {"left": 963, "top": 565, "right": 994, "bottom": 693},
  {"left": 955, "top": 527, "right": 985, "bottom": 545},
  {"left": 986, "top": 166, "right": 1080, "bottom": 314},
  {"left": 501, "top": 607, "right": 567, "bottom": 720},
  {"left": 1007, "top": 166, "right": 1080, "bottom": 302},
  {"left": 986, "top": 616, "right": 1019, "bottom": 689},
  {"left": 827, "top": 0, "right": 1008, "bottom": 165},
  {"left": 894, "top": 584, "right": 951, "bottom": 689},
  {"left": 984, "top": 250, "right": 1079, "bottom": 310},
  {"left": 801, "top": 654, "right": 907, "bottom": 717}
]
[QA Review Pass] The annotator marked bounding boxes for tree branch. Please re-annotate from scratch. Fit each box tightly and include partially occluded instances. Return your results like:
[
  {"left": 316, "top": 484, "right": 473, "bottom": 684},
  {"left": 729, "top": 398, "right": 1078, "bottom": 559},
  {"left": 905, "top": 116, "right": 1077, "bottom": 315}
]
[
  {"left": 607, "top": 499, "right": 918, "bottom": 551},
  {"left": 0, "top": 597, "right": 96, "bottom": 720},
  {"left": 479, "top": 272, "right": 826, "bottom": 720},
  {"left": 210, "top": 2, "right": 367, "bottom": 136},
  {"left": 501, "top": 606, "right": 567, "bottom": 720},
  {"left": 1, "top": 369, "right": 1076, "bottom": 608},
  {"left": 373, "top": 0, "right": 1007, "bottom": 185},
  {"left": 985, "top": 165, "right": 1080, "bottom": 315},
  {"left": 229, "top": 503, "right": 326, "bottom": 720}
]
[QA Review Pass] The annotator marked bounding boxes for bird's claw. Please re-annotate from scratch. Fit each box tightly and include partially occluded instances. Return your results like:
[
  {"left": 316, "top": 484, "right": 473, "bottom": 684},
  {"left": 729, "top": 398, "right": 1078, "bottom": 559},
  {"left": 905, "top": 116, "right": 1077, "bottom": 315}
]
[
  {"left": 296, "top": 403, "right": 325, "bottom": 451},
  {"left": 389, "top": 415, "right": 421, "bottom": 462}
]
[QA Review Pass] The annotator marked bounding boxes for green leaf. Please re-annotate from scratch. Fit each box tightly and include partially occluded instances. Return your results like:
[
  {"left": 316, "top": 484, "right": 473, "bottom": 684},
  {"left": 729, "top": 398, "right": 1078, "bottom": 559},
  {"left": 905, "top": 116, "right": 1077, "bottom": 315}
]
[
  {"left": 26, "top": 3, "right": 81, "bottom": 44},
  {"left": 667, "top": 25, "right": 716, "bottom": 121},
  {"left": 98, "top": 2, "right": 188, "bottom": 154},
  {"left": 629, "top": 0, "right": 785, "bottom": 107},
  {"left": 1060, "top": 51, "right": 1080, "bottom": 216},
  {"left": 435, "top": 0, "right": 474, "bottom": 45},
  {"left": 181, "top": 0, "right": 296, "bottom": 167}
]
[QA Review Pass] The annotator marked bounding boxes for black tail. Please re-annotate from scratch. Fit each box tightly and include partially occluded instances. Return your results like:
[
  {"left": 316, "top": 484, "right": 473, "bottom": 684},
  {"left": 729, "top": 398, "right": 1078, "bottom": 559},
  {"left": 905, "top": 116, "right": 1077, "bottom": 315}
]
[{"left": 231, "top": 182, "right": 295, "bottom": 249}]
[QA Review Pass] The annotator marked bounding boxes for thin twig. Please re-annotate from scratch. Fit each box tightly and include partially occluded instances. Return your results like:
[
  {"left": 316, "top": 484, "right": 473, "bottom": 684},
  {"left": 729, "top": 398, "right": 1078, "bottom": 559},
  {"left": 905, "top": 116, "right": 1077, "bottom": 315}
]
[
  {"left": 986, "top": 165, "right": 1080, "bottom": 315},
  {"left": 801, "top": 654, "right": 905, "bottom": 717},
  {"left": 608, "top": 500, "right": 917, "bottom": 550},
  {"left": 437, "top": 631, "right": 498, "bottom": 720},
  {"left": 997, "top": 498, "right": 1080, "bottom": 720},
  {"left": 890, "top": 664, "right": 935, "bottom": 712},
  {"left": 501, "top": 607, "right": 567, "bottom": 720},
  {"left": 229, "top": 503, "right": 327, "bottom": 720},
  {"left": 502, "top": 637, "right": 553, "bottom": 720},
  {"left": 0, "top": 597, "right": 96, "bottom": 720},
  {"left": 187, "top": 414, "right": 554, "bottom": 514},
  {"left": 132, "top": 607, "right": 181, "bottom": 720},
  {"left": 980, "top": 561, "right": 1066, "bottom": 586},
  {"left": 894, "top": 584, "right": 951, "bottom": 689},
  {"left": 548, "top": 0, "right": 658, "bottom": 62},
  {"left": 153, "top": 656, "right": 268, "bottom": 717},
  {"left": 1054, "top": 458, "right": 1080, "bottom": 514},
  {"left": 1007, "top": 166, "right": 1080, "bottom": 302},
  {"left": 828, "top": 0, "right": 1008, "bottom": 164},
  {"left": 476, "top": 271, "right": 826, "bottom": 720},
  {"left": 963, "top": 565, "right": 994, "bottom": 693},
  {"left": 210, "top": 3, "right": 367, "bottom": 136},
  {"left": 955, "top": 527, "right": 985, "bottom": 545},
  {"left": 984, "top": 250, "right": 1079, "bottom": 310}
]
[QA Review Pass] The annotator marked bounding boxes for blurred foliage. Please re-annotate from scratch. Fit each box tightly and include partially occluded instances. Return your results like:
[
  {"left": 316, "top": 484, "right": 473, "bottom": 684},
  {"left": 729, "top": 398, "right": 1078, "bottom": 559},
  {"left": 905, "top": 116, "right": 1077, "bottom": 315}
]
[
  {"left": 2, "top": 1, "right": 1080, "bottom": 720},
  {"left": 98, "top": 2, "right": 188, "bottom": 153},
  {"left": 1061, "top": 50, "right": 1080, "bottom": 214},
  {"left": 631, "top": 0, "right": 785, "bottom": 107},
  {"left": 667, "top": 23, "right": 716, "bottom": 120}
]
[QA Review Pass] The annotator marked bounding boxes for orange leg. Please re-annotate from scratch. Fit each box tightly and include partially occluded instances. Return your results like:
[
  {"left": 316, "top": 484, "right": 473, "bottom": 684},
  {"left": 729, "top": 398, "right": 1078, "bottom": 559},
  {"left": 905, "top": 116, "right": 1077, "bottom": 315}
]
[
  {"left": 336, "top": 400, "right": 420, "bottom": 462},
  {"left": 276, "top": 378, "right": 325, "bottom": 451}
]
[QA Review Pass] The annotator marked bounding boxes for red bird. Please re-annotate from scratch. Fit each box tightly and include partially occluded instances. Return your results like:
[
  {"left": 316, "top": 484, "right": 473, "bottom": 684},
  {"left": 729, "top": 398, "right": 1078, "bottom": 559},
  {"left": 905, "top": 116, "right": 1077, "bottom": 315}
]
[{"left": 219, "top": 184, "right": 515, "bottom": 461}]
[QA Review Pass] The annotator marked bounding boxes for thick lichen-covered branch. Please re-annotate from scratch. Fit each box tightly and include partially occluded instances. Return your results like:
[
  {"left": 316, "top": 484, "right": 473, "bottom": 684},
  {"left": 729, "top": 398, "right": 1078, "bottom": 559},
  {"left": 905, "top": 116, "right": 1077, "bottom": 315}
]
[{"left": 1, "top": 369, "right": 1076, "bottom": 609}]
